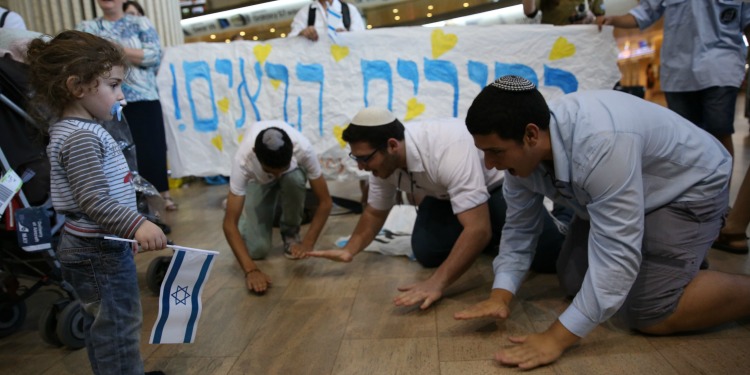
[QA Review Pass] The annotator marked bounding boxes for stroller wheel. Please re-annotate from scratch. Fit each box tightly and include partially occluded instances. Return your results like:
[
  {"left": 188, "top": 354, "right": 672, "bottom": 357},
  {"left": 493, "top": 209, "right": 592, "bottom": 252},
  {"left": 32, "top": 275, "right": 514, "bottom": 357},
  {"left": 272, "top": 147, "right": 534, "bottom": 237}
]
[
  {"left": 147, "top": 256, "right": 172, "bottom": 295},
  {"left": 38, "top": 300, "right": 64, "bottom": 347},
  {"left": 55, "top": 300, "right": 85, "bottom": 350},
  {"left": 0, "top": 292, "right": 26, "bottom": 338}
]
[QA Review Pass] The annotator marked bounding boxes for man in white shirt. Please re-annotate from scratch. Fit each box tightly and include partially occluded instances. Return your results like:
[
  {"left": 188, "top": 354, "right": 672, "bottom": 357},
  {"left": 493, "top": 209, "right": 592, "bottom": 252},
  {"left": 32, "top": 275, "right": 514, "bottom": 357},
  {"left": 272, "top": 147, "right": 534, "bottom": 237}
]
[
  {"left": 289, "top": 0, "right": 365, "bottom": 41},
  {"left": 307, "top": 107, "right": 565, "bottom": 309},
  {"left": 223, "top": 121, "right": 333, "bottom": 294},
  {"left": 455, "top": 76, "right": 750, "bottom": 369}
]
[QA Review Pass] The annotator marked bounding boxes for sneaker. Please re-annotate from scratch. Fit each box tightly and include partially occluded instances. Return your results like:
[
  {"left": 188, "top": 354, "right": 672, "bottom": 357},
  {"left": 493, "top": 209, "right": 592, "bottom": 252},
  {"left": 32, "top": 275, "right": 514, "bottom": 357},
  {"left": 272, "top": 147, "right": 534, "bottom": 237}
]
[{"left": 282, "top": 227, "right": 301, "bottom": 259}]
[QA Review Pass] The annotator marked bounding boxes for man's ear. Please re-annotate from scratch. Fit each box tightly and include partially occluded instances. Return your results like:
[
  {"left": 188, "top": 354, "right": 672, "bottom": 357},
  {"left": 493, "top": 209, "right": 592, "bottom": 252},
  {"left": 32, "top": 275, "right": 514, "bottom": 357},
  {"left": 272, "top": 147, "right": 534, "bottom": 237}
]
[
  {"left": 386, "top": 138, "right": 400, "bottom": 153},
  {"left": 66, "top": 76, "right": 85, "bottom": 98},
  {"left": 525, "top": 123, "right": 540, "bottom": 146}
]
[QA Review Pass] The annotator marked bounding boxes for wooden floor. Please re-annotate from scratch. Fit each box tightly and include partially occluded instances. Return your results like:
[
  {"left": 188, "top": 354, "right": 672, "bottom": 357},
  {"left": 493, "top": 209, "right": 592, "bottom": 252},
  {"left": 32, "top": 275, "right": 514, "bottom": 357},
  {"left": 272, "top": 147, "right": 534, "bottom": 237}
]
[{"left": 2, "top": 96, "right": 750, "bottom": 374}]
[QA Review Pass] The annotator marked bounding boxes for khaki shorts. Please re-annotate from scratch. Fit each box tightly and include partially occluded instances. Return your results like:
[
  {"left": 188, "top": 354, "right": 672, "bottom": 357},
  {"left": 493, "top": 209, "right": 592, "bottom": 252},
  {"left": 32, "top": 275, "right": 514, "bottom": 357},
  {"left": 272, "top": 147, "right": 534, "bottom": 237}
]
[{"left": 557, "top": 188, "right": 728, "bottom": 330}]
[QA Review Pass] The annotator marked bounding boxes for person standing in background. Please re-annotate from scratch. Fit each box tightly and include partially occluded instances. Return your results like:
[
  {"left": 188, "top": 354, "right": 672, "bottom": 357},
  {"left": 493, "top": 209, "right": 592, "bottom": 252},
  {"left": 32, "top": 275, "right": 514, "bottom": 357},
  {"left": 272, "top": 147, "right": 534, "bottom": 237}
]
[
  {"left": 123, "top": 1, "right": 145, "bottom": 17},
  {"left": 289, "top": 0, "right": 365, "bottom": 41},
  {"left": 523, "top": 0, "right": 605, "bottom": 25},
  {"left": 598, "top": 1, "right": 750, "bottom": 160},
  {"left": 78, "top": 0, "right": 178, "bottom": 211}
]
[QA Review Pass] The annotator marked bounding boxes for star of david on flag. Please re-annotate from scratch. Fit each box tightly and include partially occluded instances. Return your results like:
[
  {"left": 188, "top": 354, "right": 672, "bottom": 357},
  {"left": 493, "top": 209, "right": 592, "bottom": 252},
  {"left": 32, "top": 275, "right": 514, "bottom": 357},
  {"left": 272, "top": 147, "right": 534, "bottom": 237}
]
[{"left": 149, "top": 246, "right": 218, "bottom": 344}]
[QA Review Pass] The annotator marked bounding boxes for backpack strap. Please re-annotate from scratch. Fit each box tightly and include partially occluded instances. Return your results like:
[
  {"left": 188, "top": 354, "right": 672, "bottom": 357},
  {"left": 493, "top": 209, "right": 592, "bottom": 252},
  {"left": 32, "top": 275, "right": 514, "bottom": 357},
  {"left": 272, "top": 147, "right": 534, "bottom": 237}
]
[
  {"left": 307, "top": 5, "right": 316, "bottom": 27},
  {"left": 340, "top": 1, "right": 351, "bottom": 31},
  {"left": 0, "top": 10, "right": 9, "bottom": 28}
]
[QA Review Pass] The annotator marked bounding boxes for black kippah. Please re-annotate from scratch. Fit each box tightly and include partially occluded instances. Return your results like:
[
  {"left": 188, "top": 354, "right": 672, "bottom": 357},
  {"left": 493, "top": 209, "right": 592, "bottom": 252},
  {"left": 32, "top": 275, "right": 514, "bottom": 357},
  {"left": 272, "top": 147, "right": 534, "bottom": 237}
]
[{"left": 490, "top": 75, "right": 536, "bottom": 92}]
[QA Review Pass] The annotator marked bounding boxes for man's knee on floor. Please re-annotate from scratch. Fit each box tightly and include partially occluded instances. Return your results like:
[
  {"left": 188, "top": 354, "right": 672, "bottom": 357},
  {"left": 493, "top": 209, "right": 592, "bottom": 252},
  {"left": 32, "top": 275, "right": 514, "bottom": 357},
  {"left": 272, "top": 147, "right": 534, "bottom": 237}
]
[
  {"left": 412, "top": 243, "right": 449, "bottom": 268},
  {"left": 635, "top": 320, "right": 677, "bottom": 336},
  {"left": 247, "top": 242, "right": 273, "bottom": 260}
]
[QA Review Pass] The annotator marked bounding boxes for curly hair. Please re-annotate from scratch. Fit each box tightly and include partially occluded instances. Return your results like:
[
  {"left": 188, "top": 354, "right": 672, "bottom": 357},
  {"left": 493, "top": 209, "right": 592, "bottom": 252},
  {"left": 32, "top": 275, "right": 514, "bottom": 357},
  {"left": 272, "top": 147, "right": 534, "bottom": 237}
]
[{"left": 26, "top": 30, "right": 128, "bottom": 126}]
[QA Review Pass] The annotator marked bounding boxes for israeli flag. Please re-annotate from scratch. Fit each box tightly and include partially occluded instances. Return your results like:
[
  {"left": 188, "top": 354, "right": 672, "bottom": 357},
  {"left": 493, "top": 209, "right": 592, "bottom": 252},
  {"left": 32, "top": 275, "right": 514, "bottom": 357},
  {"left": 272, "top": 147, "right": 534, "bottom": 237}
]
[{"left": 150, "top": 247, "right": 218, "bottom": 344}]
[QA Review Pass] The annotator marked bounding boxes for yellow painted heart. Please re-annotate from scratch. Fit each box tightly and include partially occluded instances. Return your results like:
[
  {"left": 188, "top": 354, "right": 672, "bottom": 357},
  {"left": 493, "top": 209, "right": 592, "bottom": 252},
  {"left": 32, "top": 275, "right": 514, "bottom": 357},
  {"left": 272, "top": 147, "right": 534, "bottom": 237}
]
[
  {"left": 404, "top": 97, "right": 425, "bottom": 121},
  {"left": 217, "top": 97, "right": 229, "bottom": 113},
  {"left": 211, "top": 134, "right": 223, "bottom": 151},
  {"left": 270, "top": 79, "right": 281, "bottom": 90},
  {"left": 330, "top": 44, "right": 349, "bottom": 62},
  {"left": 333, "top": 125, "right": 347, "bottom": 149},
  {"left": 549, "top": 37, "right": 576, "bottom": 60},
  {"left": 238, "top": 133, "right": 244, "bottom": 144},
  {"left": 431, "top": 29, "right": 458, "bottom": 59},
  {"left": 253, "top": 44, "right": 272, "bottom": 65}
]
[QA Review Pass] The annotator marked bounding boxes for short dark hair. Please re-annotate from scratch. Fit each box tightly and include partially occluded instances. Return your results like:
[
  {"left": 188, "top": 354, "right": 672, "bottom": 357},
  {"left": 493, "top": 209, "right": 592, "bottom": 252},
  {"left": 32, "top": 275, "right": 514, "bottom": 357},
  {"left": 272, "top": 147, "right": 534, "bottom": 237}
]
[
  {"left": 123, "top": 1, "right": 145, "bottom": 16},
  {"left": 254, "top": 127, "right": 293, "bottom": 168},
  {"left": 342, "top": 119, "right": 405, "bottom": 149},
  {"left": 465, "top": 83, "right": 550, "bottom": 144}
]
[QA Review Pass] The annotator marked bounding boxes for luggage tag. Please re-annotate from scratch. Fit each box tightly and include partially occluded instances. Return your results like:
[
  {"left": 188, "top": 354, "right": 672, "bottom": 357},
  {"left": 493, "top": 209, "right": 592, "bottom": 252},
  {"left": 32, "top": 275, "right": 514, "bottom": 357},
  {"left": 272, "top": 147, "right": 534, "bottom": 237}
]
[{"left": 0, "top": 168, "right": 23, "bottom": 219}]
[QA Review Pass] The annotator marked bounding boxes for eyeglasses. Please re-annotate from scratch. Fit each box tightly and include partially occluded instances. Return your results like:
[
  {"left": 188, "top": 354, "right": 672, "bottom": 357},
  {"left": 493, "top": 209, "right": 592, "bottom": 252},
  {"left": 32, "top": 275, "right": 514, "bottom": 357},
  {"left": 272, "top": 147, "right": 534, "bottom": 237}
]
[{"left": 348, "top": 148, "right": 380, "bottom": 164}]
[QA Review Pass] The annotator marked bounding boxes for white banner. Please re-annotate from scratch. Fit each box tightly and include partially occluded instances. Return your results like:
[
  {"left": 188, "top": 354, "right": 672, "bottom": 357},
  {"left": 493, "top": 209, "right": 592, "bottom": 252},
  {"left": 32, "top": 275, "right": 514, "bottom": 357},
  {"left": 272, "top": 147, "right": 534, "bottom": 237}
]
[{"left": 157, "top": 25, "right": 620, "bottom": 179}]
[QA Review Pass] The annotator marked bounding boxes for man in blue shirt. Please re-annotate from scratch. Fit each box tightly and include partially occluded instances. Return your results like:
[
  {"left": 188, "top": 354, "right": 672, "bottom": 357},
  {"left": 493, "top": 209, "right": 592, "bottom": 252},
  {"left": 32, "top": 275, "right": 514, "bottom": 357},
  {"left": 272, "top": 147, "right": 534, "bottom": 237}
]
[
  {"left": 598, "top": 0, "right": 750, "bottom": 160},
  {"left": 454, "top": 76, "right": 750, "bottom": 370}
]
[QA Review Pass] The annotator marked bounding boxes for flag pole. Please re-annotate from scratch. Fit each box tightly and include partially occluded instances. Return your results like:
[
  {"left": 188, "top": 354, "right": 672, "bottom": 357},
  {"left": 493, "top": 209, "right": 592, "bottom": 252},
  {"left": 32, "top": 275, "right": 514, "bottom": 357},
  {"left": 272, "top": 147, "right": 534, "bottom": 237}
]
[{"left": 104, "top": 236, "right": 220, "bottom": 255}]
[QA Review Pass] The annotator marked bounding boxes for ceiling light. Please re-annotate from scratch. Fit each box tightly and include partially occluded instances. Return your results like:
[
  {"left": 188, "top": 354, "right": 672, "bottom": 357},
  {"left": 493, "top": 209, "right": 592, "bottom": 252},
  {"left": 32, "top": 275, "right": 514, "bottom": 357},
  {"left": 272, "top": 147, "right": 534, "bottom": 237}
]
[{"left": 394, "top": 15, "right": 400, "bottom": 21}]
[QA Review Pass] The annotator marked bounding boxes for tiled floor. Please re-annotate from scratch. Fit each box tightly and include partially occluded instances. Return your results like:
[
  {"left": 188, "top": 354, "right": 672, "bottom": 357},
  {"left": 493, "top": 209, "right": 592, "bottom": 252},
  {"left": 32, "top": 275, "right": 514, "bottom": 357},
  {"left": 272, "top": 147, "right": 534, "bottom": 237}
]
[{"left": 1, "top": 94, "right": 749, "bottom": 374}]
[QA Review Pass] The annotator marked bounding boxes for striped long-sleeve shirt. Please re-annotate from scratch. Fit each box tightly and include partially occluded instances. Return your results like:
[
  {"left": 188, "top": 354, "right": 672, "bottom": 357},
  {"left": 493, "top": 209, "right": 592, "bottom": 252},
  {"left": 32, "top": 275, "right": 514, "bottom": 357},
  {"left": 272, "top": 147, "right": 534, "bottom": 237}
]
[{"left": 47, "top": 118, "right": 146, "bottom": 238}]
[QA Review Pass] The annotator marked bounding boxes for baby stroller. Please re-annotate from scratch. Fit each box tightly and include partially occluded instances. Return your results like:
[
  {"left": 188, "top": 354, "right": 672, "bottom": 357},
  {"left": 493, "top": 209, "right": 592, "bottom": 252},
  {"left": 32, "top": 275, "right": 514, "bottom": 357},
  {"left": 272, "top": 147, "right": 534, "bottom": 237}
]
[{"left": 0, "top": 54, "right": 84, "bottom": 349}]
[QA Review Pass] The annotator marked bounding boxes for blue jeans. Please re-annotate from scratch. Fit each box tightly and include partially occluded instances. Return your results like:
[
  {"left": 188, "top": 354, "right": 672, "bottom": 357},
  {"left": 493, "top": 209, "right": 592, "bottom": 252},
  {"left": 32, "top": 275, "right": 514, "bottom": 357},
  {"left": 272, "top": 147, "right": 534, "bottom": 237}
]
[
  {"left": 556, "top": 189, "right": 728, "bottom": 330},
  {"left": 57, "top": 231, "right": 144, "bottom": 375}
]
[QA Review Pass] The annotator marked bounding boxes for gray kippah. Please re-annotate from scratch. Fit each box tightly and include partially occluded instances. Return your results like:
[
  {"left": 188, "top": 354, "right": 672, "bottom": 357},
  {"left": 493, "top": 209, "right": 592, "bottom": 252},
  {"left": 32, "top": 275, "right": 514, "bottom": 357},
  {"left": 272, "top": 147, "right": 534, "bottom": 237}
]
[
  {"left": 490, "top": 75, "right": 536, "bottom": 91},
  {"left": 350, "top": 107, "right": 397, "bottom": 127},
  {"left": 261, "top": 128, "right": 285, "bottom": 150}
]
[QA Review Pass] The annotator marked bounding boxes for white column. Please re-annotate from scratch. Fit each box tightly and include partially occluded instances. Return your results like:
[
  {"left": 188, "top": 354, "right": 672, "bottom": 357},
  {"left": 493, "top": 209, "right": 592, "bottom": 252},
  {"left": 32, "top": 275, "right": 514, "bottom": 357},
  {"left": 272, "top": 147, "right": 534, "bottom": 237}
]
[{"left": 8, "top": 0, "right": 184, "bottom": 47}]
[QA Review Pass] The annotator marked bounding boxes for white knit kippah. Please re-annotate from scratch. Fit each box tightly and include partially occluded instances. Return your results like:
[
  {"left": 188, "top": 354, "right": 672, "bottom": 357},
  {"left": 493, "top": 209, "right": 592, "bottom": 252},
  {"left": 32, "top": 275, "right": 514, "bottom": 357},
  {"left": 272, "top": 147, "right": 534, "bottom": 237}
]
[
  {"left": 261, "top": 128, "right": 285, "bottom": 150},
  {"left": 490, "top": 75, "right": 536, "bottom": 91},
  {"left": 349, "top": 107, "right": 397, "bottom": 127}
]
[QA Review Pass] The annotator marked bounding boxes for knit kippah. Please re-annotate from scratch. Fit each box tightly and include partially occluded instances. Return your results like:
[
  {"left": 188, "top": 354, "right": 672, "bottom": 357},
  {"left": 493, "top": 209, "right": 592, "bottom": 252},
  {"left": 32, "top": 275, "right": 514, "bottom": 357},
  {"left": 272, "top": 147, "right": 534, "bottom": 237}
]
[
  {"left": 490, "top": 75, "right": 536, "bottom": 91},
  {"left": 350, "top": 107, "right": 397, "bottom": 127},
  {"left": 261, "top": 128, "right": 285, "bottom": 150}
]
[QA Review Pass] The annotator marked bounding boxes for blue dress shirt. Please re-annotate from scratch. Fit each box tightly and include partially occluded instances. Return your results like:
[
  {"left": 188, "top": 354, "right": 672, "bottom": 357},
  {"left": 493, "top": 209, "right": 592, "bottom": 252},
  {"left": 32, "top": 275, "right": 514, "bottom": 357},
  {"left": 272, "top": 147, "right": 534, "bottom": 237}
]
[
  {"left": 629, "top": 0, "right": 750, "bottom": 92},
  {"left": 494, "top": 90, "right": 731, "bottom": 337}
]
